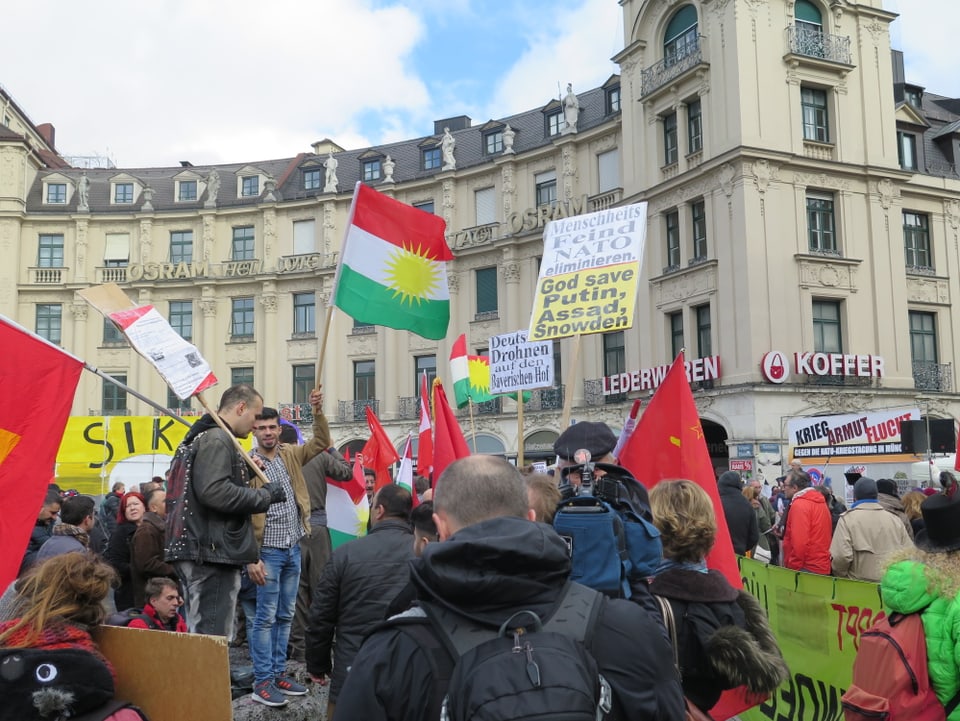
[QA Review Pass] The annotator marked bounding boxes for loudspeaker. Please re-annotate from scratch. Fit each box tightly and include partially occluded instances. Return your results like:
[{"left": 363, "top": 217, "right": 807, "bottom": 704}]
[{"left": 901, "top": 419, "right": 956, "bottom": 454}]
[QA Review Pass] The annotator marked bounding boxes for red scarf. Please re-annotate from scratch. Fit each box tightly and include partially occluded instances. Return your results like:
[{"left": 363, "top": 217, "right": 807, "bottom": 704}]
[{"left": 0, "top": 620, "right": 115, "bottom": 679}]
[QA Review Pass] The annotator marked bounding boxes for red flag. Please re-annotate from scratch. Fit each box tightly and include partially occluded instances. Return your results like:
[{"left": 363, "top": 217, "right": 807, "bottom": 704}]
[
  {"left": 0, "top": 317, "right": 83, "bottom": 590},
  {"left": 619, "top": 352, "right": 738, "bottom": 585},
  {"left": 362, "top": 405, "right": 400, "bottom": 491},
  {"left": 431, "top": 379, "right": 470, "bottom": 480},
  {"left": 418, "top": 371, "right": 433, "bottom": 482},
  {"left": 618, "top": 352, "right": 755, "bottom": 720}
]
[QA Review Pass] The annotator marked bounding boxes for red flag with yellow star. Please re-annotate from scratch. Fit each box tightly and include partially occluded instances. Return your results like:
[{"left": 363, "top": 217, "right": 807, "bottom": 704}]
[
  {"left": 618, "top": 351, "right": 738, "bottom": 584},
  {"left": 619, "top": 351, "right": 759, "bottom": 720},
  {"left": 0, "top": 316, "right": 83, "bottom": 589}
]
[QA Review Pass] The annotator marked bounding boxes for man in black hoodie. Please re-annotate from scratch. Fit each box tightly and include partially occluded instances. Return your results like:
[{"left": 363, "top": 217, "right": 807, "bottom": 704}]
[
  {"left": 334, "top": 455, "right": 684, "bottom": 721},
  {"left": 718, "top": 470, "right": 759, "bottom": 556}
]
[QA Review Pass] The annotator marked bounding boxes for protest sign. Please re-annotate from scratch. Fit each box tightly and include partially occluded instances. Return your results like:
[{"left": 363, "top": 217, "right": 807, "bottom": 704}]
[
  {"left": 527, "top": 203, "right": 646, "bottom": 341},
  {"left": 489, "top": 330, "right": 554, "bottom": 394},
  {"left": 787, "top": 407, "right": 920, "bottom": 464},
  {"left": 79, "top": 284, "right": 217, "bottom": 400}
]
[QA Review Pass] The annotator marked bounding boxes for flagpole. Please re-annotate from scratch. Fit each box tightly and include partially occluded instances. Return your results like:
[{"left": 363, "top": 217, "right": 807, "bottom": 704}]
[
  {"left": 517, "top": 394, "right": 525, "bottom": 468},
  {"left": 559, "top": 334, "right": 582, "bottom": 430},
  {"left": 84, "top": 364, "right": 190, "bottom": 427},
  {"left": 196, "top": 391, "right": 272, "bottom": 486},
  {"left": 315, "top": 304, "right": 335, "bottom": 388},
  {"left": 468, "top": 399, "right": 478, "bottom": 452},
  {"left": 0, "top": 313, "right": 191, "bottom": 428}
]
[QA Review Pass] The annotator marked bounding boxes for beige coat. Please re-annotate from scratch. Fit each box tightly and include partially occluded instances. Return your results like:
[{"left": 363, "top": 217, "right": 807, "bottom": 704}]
[{"left": 830, "top": 502, "right": 912, "bottom": 582}]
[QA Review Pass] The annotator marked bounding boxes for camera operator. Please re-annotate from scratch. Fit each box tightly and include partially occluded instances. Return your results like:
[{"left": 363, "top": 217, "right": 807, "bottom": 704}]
[{"left": 554, "top": 421, "right": 652, "bottom": 516}]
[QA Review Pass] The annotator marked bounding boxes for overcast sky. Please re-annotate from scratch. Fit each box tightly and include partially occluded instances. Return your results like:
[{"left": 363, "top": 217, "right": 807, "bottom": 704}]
[{"left": 2, "top": 0, "right": 956, "bottom": 168}]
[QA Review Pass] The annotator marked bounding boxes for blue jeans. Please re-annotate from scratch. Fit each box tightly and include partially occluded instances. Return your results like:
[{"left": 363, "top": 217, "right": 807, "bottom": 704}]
[{"left": 249, "top": 545, "right": 301, "bottom": 684}]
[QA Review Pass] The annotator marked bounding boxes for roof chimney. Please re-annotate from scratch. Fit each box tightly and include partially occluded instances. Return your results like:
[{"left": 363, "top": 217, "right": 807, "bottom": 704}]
[
  {"left": 35, "top": 123, "right": 56, "bottom": 149},
  {"left": 180, "top": 160, "right": 193, "bottom": 167}
]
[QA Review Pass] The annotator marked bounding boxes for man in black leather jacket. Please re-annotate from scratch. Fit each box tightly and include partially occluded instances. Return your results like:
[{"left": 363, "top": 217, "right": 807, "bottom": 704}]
[
  {"left": 334, "top": 455, "right": 685, "bottom": 721},
  {"left": 164, "top": 384, "right": 287, "bottom": 637}
]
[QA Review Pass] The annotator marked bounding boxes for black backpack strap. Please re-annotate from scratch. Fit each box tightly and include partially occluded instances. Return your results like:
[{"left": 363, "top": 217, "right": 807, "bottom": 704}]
[
  {"left": 387, "top": 607, "right": 457, "bottom": 720},
  {"left": 542, "top": 581, "right": 603, "bottom": 648},
  {"left": 946, "top": 688, "right": 960, "bottom": 717}
]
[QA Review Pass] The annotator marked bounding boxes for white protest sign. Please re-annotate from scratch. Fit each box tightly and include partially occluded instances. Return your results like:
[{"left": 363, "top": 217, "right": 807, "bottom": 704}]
[
  {"left": 489, "top": 330, "right": 554, "bottom": 394},
  {"left": 528, "top": 202, "right": 647, "bottom": 341}
]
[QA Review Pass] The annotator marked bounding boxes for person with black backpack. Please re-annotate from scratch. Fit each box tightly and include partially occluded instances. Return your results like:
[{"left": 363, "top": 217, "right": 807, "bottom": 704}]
[{"left": 334, "top": 455, "right": 685, "bottom": 721}]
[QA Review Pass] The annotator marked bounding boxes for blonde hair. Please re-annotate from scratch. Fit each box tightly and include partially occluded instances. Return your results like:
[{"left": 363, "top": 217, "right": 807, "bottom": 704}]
[
  {"left": 524, "top": 473, "right": 562, "bottom": 524},
  {"left": 742, "top": 485, "right": 760, "bottom": 501},
  {"left": 649, "top": 479, "right": 717, "bottom": 563},
  {"left": 901, "top": 491, "right": 925, "bottom": 522},
  {"left": 1, "top": 552, "right": 117, "bottom": 648}
]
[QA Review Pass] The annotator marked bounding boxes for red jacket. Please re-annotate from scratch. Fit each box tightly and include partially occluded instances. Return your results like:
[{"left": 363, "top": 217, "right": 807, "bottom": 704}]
[
  {"left": 128, "top": 603, "right": 188, "bottom": 633},
  {"left": 782, "top": 487, "right": 833, "bottom": 574}
]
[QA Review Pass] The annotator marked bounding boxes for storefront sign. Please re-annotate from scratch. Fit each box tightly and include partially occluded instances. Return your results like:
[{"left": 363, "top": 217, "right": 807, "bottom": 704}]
[
  {"left": 761, "top": 350, "right": 884, "bottom": 384},
  {"left": 603, "top": 355, "right": 720, "bottom": 395},
  {"left": 736, "top": 444, "right": 753, "bottom": 458},
  {"left": 729, "top": 459, "right": 753, "bottom": 471}
]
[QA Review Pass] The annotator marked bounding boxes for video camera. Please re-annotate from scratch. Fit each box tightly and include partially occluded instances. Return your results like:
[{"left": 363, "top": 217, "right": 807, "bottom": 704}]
[{"left": 557, "top": 448, "right": 629, "bottom": 506}]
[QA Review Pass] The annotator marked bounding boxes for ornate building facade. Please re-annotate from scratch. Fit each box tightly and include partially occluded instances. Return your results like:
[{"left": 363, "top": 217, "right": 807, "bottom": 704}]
[{"left": 2, "top": 0, "right": 959, "bottom": 483}]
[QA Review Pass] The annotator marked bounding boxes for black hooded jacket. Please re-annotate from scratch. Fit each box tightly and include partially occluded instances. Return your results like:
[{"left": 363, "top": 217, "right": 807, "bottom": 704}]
[
  {"left": 334, "top": 516, "right": 685, "bottom": 721},
  {"left": 718, "top": 472, "right": 759, "bottom": 555}
]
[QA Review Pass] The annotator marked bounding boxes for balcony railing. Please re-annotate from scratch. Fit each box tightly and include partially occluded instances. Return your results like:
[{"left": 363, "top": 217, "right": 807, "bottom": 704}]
[
  {"left": 397, "top": 396, "right": 419, "bottom": 420},
  {"left": 337, "top": 399, "right": 379, "bottom": 423},
  {"left": 785, "top": 25, "right": 851, "bottom": 65},
  {"left": 97, "top": 266, "right": 128, "bottom": 283},
  {"left": 473, "top": 397, "right": 502, "bottom": 415},
  {"left": 806, "top": 375, "right": 874, "bottom": 387},
  {"left": 30, "top": 267, "right": 65, "bottom": 284},
  {"left": 641, "top": 39, "right": 703, "bottom": 97},
  {"left": 583, "top": 379, "right": 605, "bottom": 407},
  {"left": 913, "top": 361, "right": 953, "bottom": 392},
  {"left": 589, "top": 188, "right": 622, "bottom": 212},
  {"left": 524, "top": 385, "right": 565, "bottom": 412}
]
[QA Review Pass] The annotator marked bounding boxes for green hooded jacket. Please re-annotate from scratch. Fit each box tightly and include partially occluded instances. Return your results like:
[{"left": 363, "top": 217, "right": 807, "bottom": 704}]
[{"left": 880, "top": 556, "right": 960, "bottom": 720}]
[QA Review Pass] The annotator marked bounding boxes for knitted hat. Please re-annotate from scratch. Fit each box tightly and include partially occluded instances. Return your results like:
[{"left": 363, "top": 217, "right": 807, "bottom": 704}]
[
  {"left": 876, "top": 479, "right": 899, "bottom": 498},
  {"left": 553, "top": 422, "right": 617, "bottom": 462},
  {"left": 853, "top": 477, "right": 878, "bottom": 501}
]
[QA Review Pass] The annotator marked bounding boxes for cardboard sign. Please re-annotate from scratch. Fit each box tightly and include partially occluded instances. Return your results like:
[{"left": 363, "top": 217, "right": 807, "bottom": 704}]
[
  {"left": 528, "top": 203, "right": 647, "bottom": 341},
  {"left": 94, "top": 626, "right": 232, "bottom": 721}
]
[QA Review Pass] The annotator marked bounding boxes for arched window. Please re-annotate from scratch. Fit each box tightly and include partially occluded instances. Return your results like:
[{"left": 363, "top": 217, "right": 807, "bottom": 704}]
[
  {"left": 664, "top": 5, "right": 698, "bottom": 66},
  {"left": 794, "top": 1, "right": 825, "bottom": 58},
  {"left": 795, "top": 0, "right": 823, "bottom": 32},
  {"left": 466, "top": 433, "right": 506, "bottom": 455}
]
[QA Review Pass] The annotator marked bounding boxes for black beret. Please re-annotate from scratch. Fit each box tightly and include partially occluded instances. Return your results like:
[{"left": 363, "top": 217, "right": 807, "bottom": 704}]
[{"left": 553, "top": 421, "right": 617, "bottom": 461}]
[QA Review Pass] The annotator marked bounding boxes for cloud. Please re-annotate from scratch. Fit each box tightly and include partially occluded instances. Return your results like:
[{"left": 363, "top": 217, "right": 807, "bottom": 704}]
[
  {"left": 486, "top": 0, "right": 623, "bottom": 118},
  {"left": 887, "top": 0, "right": 960, "bottom": 97},
  {"left": 3, "top": 0, "right": 431, "bottom": 166}
]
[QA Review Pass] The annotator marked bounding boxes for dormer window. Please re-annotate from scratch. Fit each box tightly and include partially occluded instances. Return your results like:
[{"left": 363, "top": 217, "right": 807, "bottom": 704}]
[
  {"left": 241, "top": 176, "right": 259, "bottom": 197},
  {"left": 114, "top": 182, "right": 134, "bottom": 204},
  {"left": 546, "top": 110, "right": 562, "bottom": 137},
  {"left": 362, "top": 158, "right": 381, "bottom": 182},
  {"left": 484, "top": 130, "right": 503, "bottom": 155},
  {"left": 606, "top": 85, "right": 621, "bottom": 114},
  {"left": 304, "top": 169, "right": 322, "bottom": 190},
  {"left": 178, "top": 180, "right": 198, "bottom": 201},
  {"left": 45, "top": 183, "right": 67, "bottom": 204}
]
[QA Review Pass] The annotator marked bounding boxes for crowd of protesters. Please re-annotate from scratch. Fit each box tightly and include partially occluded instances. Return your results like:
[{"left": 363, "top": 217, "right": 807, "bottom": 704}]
[{"left": 6, "top": 386, "right": 960, "bottom": 720}]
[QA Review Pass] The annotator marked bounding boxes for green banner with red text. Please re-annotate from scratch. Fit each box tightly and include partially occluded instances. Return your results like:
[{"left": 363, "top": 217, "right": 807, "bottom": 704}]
[{"left": 739, "top": 557, "right": 886, "bottom": 721}]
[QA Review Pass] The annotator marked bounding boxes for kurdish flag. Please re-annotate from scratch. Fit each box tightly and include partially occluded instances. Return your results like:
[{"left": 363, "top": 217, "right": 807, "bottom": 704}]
[
  {"left": 326, "top": 454, "right": 370, "bottom": 549},
  {"left": 333, "top": 182, "right": 452, "bottom": 340},
  {"left": 450, "top": 333, "right": 495, "bottom": 407},
  {"left": 450, "top": 333, "right": 533, "bottom": 409}
]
